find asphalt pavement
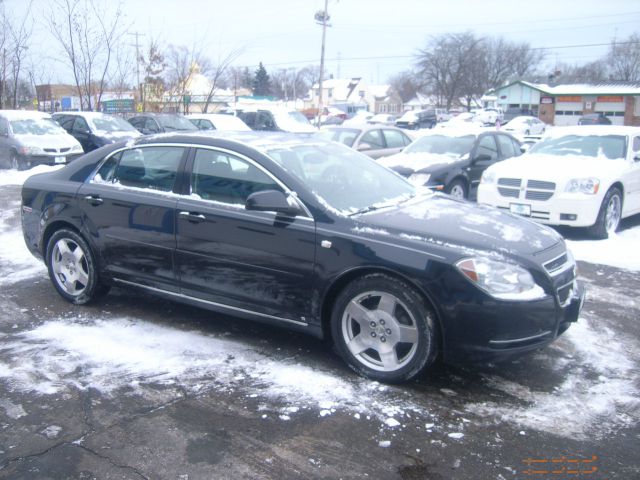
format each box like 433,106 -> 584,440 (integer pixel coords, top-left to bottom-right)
0,184 -> 638,479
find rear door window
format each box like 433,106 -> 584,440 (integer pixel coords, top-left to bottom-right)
360,129 -> 385,149
476,135 -> 499,161
496,134 -> 518,158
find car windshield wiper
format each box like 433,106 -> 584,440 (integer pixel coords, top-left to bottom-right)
348,193 -> 417,217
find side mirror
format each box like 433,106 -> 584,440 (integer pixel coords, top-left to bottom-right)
245,190 -> 301,216
473,153 -> 492,163
357,142 -> 372,151
634,153 -> 640,162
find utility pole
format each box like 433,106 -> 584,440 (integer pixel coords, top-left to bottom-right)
128,31 -> 145,112
315,0 -> 330,127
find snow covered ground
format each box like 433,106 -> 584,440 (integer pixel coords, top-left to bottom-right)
0,165 -> 639,451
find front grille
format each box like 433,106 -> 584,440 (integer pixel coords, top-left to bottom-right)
498,187 -> 519,198
526,190 -> 554,201
60,147 -> 70,153
497,177 -> 556,201
44,148 -> 57,153
498,178 -> 521,187
544,253 -> 568,274
557,281 -> 574,307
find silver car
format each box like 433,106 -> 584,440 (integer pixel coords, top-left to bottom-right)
317,125 -> 413,159
0,110 -> 84,170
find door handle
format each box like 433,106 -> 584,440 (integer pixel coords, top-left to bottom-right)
83,195 -> 103,206
179,211 -> 206,223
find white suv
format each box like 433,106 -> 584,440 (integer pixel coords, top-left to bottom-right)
477,126 -> 640,239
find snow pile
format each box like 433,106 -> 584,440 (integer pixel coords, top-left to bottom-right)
567,228 -> 640,271
0,316 -> 423,425
465,314 -> 640,440
0,165 -> 63,187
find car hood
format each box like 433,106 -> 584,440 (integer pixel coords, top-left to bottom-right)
379,152 -> 464,174
487,153 -> 627,182
15,133 -> 81,150
353,193 -> 561,258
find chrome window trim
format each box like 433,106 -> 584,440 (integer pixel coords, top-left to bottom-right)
190,144 -> 314,219
87,142 -> 314,220
113,278 -> 308,327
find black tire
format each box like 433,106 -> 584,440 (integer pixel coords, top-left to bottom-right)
331,273 -> 438,383
10,151 -> 21,170
525,129 -> 530,135
446,179 -> 468,200
45,229 -> 109,304
588,187 -> 623,239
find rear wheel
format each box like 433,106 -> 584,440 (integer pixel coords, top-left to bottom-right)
331,274 -> 438,383
46,229 -> 109,304
446,179 -> 468,200
588,187 -> 622,239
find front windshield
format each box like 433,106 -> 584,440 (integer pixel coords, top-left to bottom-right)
157,115 -> 198,131
316,128 -> 360,147
90,115 -> 138,133
10,118 -> 66,135
404,134 -> 476,155
267,141 -> 415,214
529,134 -> 626,159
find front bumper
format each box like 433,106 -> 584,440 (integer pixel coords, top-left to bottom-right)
20,152 -> 84,168
477,183 -> 602,227
440,277 -> 586,365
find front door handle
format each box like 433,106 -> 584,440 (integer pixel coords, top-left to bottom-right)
178,211 -> 206,223
83,195 -> 103,206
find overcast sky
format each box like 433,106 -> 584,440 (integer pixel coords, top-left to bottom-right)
7,0 -> 640,85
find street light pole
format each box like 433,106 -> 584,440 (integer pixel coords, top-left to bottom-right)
315,0 -> 330,127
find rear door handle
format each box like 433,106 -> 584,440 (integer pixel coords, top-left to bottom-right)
83,195 -> 103,206
178,211 -> 206,223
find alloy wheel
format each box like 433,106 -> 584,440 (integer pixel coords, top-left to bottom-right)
51,238 -> 90,297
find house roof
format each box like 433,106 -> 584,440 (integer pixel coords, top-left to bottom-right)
493,80 -> 640,96
312,77 -> 363,102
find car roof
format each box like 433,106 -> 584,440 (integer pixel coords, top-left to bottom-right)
322,124 -> 403,132
545,125 -> 639,138
0,109 -> 52,120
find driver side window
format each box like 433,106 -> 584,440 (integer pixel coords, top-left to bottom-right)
360,129 -> 384,149
476,135 -> 498,161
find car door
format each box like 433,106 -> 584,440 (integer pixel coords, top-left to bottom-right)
380,129 -> 411,158
71,116 -> 95,152
175,147 -> 316,324
357,129 -> 387,159
467,134 -> 499,198
626,135 -> 640,213
0,117 -> 10,166
77,145 -> 188,291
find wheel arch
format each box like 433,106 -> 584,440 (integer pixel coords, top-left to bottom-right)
41,220 -> 81,257
320,266 -> 444,352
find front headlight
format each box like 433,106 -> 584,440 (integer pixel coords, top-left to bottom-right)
455,257 -> 546,301
565,178 -> 599,194
480,169 -> 496,185
408,173 -> 430,186
70,143 -> 84,153
18,146 -> 44,155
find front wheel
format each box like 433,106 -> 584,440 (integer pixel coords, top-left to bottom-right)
10,152 -> 20,170
46,229 -> 109,304
588,187 -> 622,239
331,274 -> 438,383
446,179 -> 468,200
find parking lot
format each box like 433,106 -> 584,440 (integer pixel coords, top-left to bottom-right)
1,173 -> 639,479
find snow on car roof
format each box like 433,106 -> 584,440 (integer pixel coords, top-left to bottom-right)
0,109 -> 52,120
543,125 -> 640,138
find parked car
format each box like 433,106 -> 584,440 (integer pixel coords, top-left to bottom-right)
187,113 -> 251,131
436,112 -> 485,129
503,107 -> 535,122
379,128 -> 522,200
320,107 -> 348,126
0,110 -> 84,170
236,108 -> 317,133
578,113 -> 612,126
128,113 -> 198,134
395,109 -> 437,130
367,114 -> 399,126
473,108 -> 504,125
21,131 -> 584,383
317,125 -> 412,159
53,111 -> 141,152
503,116 -> 546,136
341,110 -> 374,126
478,126 -> 640,239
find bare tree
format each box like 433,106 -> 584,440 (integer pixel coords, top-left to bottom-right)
202,47 -> 244,113
164,43 -> 210,112
608,33 -> 640,82
49,0 -> 126,110
416,32 -> 544,110
108,43 -> 134,97
388,70 -> 424,103
7,1 -> 33,108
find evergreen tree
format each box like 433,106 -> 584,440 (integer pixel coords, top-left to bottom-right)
252,62 -> 271,96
